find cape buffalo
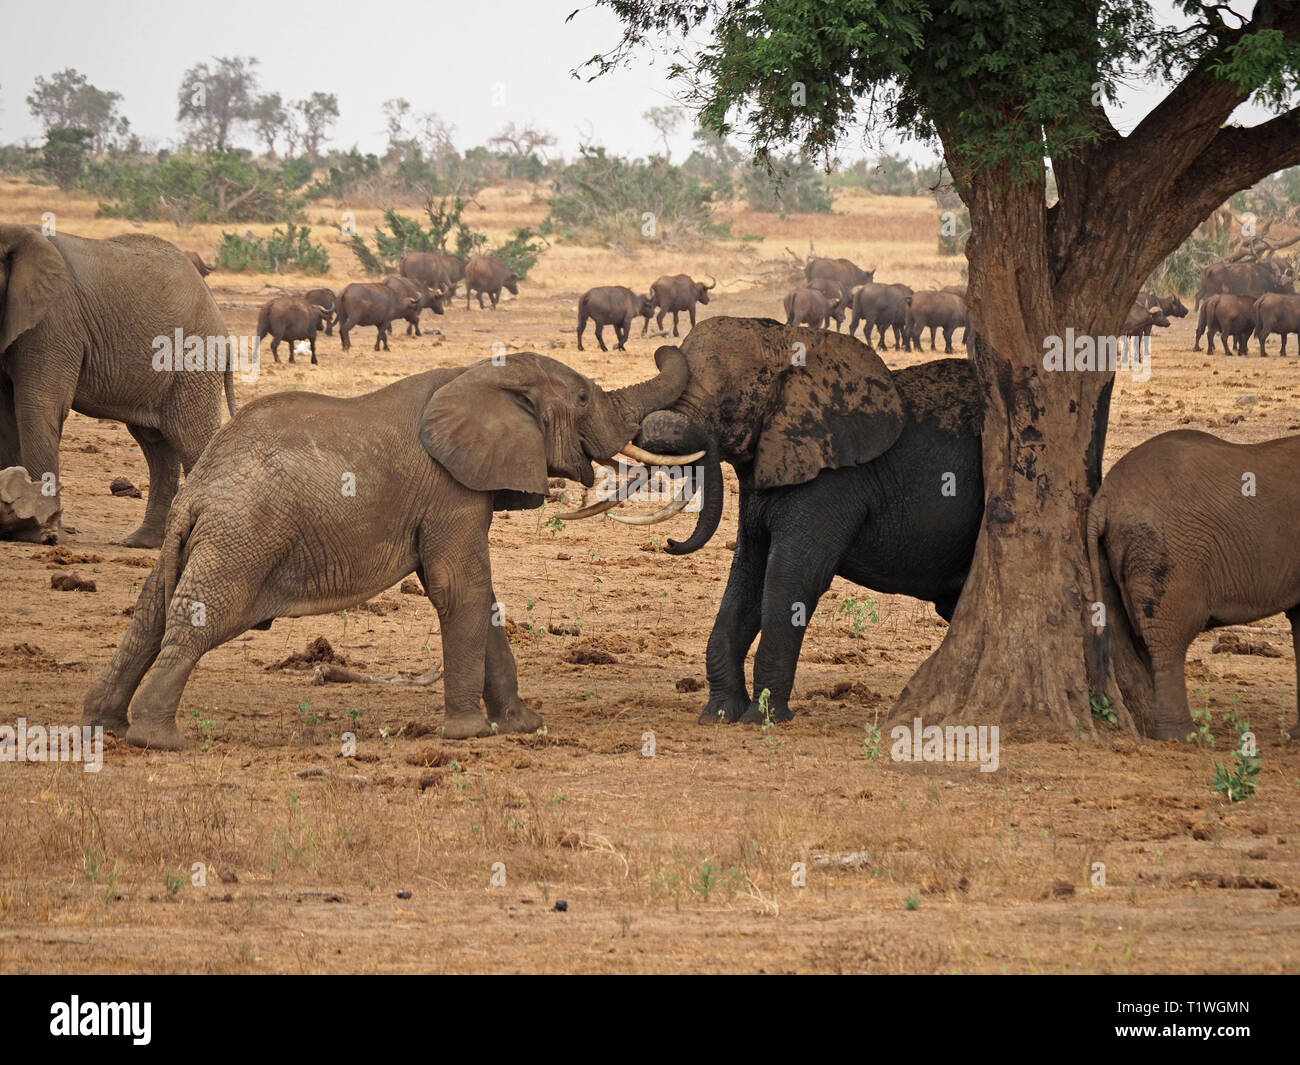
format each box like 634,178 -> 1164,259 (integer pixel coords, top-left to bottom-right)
805,257 -> 874,292
1198,293 -> 1256,355
849,282 -> 913,349
783,287 -> 835,329
402,252 -> 466,300
1253,292 -> 1300,356
255,296 -> 331,365
1124,301 -> 1171,337
577,286 -> 655,351
1195,259 -> 1294,313
806,278 -> 848,330
304,287 -> 337,335
646,274 -> 716,337
464,256 -> 520,310
384,275 -> 445,336
337,282 -> 420,352
1137,290 -> 1188,320
905,290 -> 968,353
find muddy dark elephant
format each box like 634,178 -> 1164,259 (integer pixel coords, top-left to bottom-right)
385,275 -> 445,336
1088,430 -> 1300,741
337,282 -> 419,352
849,282 -> 913,349
783,287 -> 834,329
905,290 -> 968,353
83,349 -> 696,749
1253,292 -> 1300,356
464,256 -> 519,310
563,317 -> 984,725
255,296 -> 331,364
645,274 -> 715,337
577,286 -> 655,352
0,224 -> 236,547
304,287 -> 337,335
1197,294 -> 1256,355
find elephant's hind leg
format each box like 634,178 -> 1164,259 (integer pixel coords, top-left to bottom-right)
1287,605 -> 1300,737
123,540 -> 264,749
84,559 -> 169,732
123,424 -> 180,549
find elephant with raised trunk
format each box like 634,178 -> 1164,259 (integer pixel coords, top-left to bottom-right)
1088,430 -> 1300,740
0,224 -> 236,547
563,317 -> 984,726
84,350 -> 694,749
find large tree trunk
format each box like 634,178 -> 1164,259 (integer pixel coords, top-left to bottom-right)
891,166 -> 1142,736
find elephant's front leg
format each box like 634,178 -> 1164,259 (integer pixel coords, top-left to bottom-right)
483,597 -> 543,734
123,425 -> 180,548
700,512 -> 769,724
426,541 -> 494,740
739,529 -> 844,725
1287,605 -> 1300,737
0,374 -> 19,469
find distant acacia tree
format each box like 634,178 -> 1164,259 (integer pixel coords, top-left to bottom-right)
250,92 -> 288,158
589,0 -> 1300,737
488,121 -> 557,160
177,56 -> 259,150
295,92 -> 339,159
643,105 -> 685,162
27,68 -> 130,152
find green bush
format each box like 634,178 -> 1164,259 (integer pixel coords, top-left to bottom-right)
306,148 -> 381,200
91,149 -> 310,225
543,145 -> 723,245
490,227 -> 547,279
742,154 -> 832,215
345,200 -> 487,276
0,144 -> 44,178
1147,233 -> 1229,297
215,223 -> 330,274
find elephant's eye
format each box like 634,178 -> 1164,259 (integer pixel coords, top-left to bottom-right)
577,389 -> 590,406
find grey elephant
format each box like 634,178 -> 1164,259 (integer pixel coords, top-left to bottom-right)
1087,429 -> 1300,740
0,224 -> 236,546
83,350 -> 695,748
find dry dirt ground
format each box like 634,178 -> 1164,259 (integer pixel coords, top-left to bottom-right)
1,181 -> 1299,973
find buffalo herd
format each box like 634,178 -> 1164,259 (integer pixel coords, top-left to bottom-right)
247,249 -> 1299,369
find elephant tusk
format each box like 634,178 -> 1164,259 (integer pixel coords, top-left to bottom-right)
557,498 -> 623,520
618,443 -> 705,466
609,493 -> 692,526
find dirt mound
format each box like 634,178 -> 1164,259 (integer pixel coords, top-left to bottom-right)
50,573 -> 96,592
1211,631 -> 1283,657
32,546 -> 103,567
270,637 -> 348,671
563,642 -> 618,665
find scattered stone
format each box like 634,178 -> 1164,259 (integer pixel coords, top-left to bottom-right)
396,891 -> 412,900
554,899 -> 568,912
1235,393 -> 1258,407
109,476 -> 142,498
51,572 -> 96,592
1247,848 -> 1268,860
1049,879 -> 1076,898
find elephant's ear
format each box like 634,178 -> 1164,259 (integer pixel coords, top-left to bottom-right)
754,333 -> 905,490
418,359 -> 549,495
0,226 -> 65,354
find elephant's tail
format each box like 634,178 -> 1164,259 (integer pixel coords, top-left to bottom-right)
223,361 -> 237,417
1084,492 -> 1111,694
161,497 -> 196,611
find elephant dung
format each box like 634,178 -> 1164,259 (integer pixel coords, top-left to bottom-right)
0,467 -> 61,543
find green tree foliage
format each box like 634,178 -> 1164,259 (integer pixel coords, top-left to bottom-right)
177,56 -> 259,150
27,68 -> 130,152
42,127 -> 94,189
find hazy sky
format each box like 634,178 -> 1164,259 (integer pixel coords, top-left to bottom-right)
0,0 -> 1278,166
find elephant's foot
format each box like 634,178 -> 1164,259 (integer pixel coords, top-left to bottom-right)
443,708 -> 492,740
123,523 -> 165,549
738,696 -> 795,725
125,717 -> 186,750
82,698 -> 130,734
698,693 -> 750,724
488,699 -> 544,734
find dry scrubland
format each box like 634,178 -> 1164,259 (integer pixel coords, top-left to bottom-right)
1,177 -> 1298,973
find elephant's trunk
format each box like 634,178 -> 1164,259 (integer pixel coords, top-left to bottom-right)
605,346 -> 690,436
634,410 -> 724,555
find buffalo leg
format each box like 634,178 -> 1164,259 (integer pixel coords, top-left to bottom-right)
595,323 -> 608,352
